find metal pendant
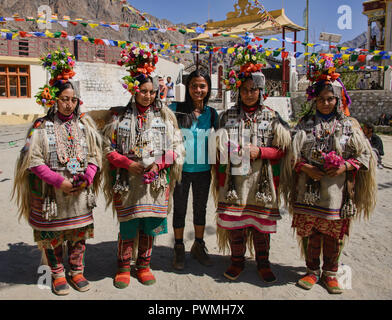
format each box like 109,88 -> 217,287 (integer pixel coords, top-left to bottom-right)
67,158 -> 81,175
86,189 -> 97,209
303,180 -> 321,205
340,198 -> 357,219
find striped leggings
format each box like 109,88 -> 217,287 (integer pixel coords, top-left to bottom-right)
117,230 -> 154,269
229,227 -> 271,269
44,240 -> 86,279
303,229 -> 343,273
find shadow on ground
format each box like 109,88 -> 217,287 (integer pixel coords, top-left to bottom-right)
0,241 -> 305,289
151,244 -> 305,288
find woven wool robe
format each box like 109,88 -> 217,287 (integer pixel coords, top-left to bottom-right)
15,113 -> 102,232
292,114 -> 372,220
102,104 -> 184,223
211,106 -> 291,248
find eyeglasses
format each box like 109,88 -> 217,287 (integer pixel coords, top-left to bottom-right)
58,96 -> 79,104
316,96 -> 336,104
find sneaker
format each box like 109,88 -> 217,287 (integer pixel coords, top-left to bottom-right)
69,274 -> 91,292
321,274 -> 343,294
52,276 -> 70,296
297,273 -> 320,290
173,243 -> 185,270
190,240 -> 213,267
223,264 -> 244,281
113,268 -> 131,289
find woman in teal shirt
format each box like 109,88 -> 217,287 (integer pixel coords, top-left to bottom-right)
169,70 -> 218,270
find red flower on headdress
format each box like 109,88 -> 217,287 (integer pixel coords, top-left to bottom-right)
49,69 -> 76,86
240,62 -> 264,76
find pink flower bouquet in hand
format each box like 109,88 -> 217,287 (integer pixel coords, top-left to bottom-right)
323,151 -> 345,170
143,171 -> 159,184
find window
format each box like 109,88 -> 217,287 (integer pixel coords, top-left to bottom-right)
0,65 -> 30,98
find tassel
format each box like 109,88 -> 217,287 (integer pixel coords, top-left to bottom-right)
303,179 -> 320,205
340,198 -> 357,219
86,188 -> 97,209
225,172 -> 239,201
255,160 -> 273,204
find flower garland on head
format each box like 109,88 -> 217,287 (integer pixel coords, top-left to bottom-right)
224,43 -> 267,91
305,54 -> 351,116
307,55 -> 342,85
117,43 -> 159,95
35,47 -> 77,109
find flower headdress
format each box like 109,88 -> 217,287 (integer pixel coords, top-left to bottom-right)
224,44 -> 267,92
306,54 -> 351,116
35,47 -> 76,109
117,43 -> 159,95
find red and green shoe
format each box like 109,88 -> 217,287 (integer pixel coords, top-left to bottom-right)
321,274 -> 343,294
136,267 -> 156,286
52,276 -> 70,296
69,274 -> 91,292
297,273 -> 320,290
114,268 -> 131,289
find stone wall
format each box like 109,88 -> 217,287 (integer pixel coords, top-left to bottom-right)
74,59 -> 184,111
290,90 -> 392,123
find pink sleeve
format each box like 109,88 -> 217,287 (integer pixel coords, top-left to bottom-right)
155,150 -> 178,171
107,151 -> 133,169
30,165 -> 65,189
83,163 -> 98,186
259,147 -> 285,160
346,158 -> 361,171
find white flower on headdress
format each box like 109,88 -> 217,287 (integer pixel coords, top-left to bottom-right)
245,54 -> 250,61
237,53 -> 243,59
252,56 -> 257,61
143,54 -> 148,59
238,46 -> 244,52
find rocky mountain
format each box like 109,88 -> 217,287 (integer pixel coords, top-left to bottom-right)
340,26 -> 379,49
0,0 -> 196,64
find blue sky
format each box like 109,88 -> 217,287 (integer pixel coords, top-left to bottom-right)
128,0 -> 366,46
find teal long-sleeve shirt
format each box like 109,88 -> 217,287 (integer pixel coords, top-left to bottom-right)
169,102 -> 218,173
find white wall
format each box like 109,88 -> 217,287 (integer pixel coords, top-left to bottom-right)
75,57 -> 184,111
0,58 -> 47,115
0,56 -> 184,114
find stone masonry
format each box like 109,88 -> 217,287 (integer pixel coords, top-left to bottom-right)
290,90 -> 392,123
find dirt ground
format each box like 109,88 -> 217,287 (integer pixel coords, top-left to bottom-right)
0,124 -> 391,300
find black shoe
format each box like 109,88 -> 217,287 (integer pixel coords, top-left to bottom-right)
173,243 -> 185,270
190,240 -> 213,266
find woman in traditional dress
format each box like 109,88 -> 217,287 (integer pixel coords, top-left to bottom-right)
102,44 -> 184,289
212,44 -> 292,282
169,69 -> 218,270
290,55 -> 377,294
12,49 -> 102,295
